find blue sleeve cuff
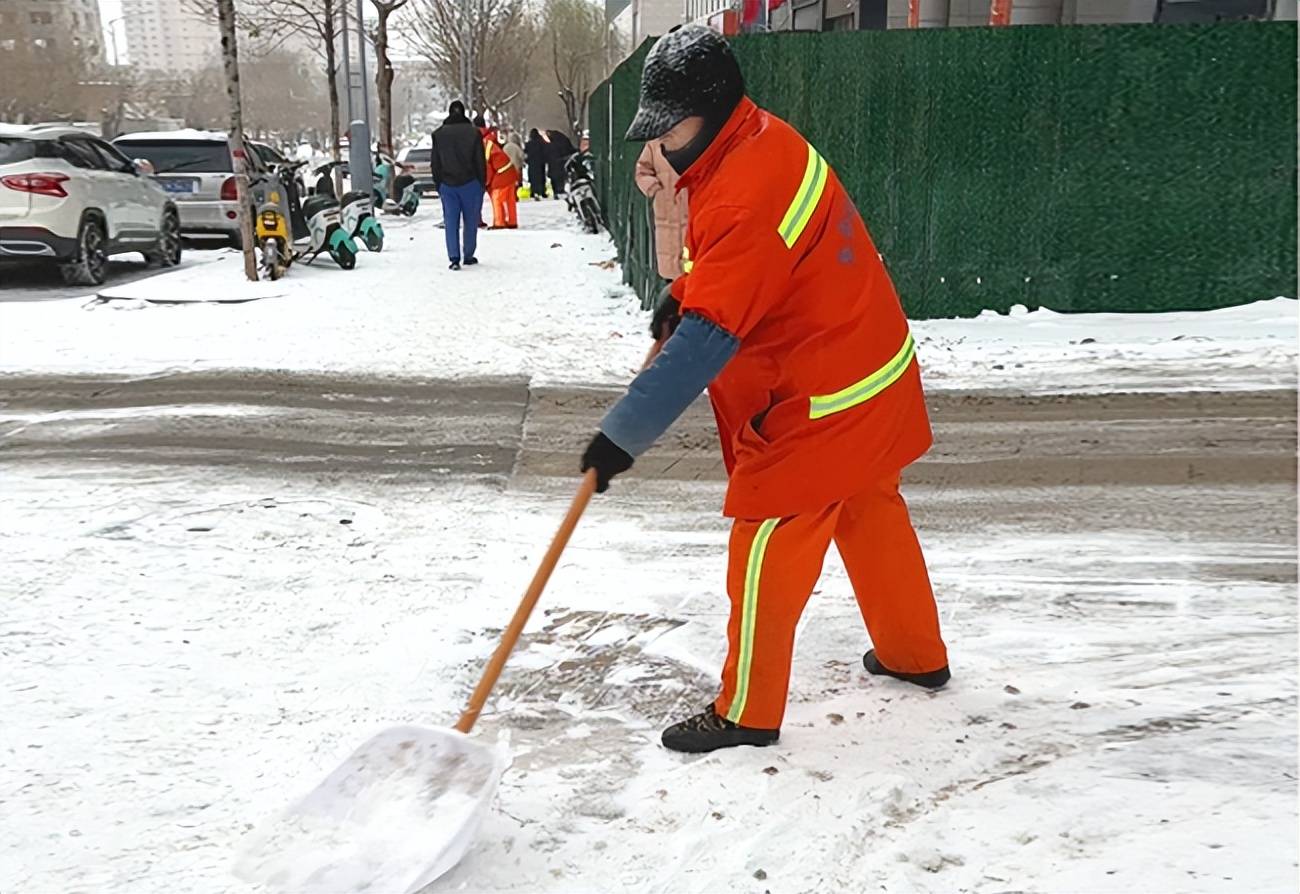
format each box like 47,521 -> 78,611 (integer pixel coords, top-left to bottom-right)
599,313 -> 740,457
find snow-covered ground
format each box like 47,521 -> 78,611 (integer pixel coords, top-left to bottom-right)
2,199 -> 1296,894
4,469 -> 1295,894
0,201 -> 1295,393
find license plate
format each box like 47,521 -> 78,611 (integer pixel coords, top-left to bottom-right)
161,179 -> 195,194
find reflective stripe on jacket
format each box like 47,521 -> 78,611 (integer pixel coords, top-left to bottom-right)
484,139 -> 517,190
671,97 -> 932,519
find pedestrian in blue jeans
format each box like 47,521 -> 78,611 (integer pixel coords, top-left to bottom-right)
430,101 -> 487,270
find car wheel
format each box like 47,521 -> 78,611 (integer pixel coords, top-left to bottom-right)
59,217 -> 108,286
146,210 -> 182,268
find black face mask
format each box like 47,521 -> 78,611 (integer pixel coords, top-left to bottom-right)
660,105 -> 731,176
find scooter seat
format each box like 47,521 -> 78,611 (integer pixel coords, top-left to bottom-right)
302,194 -> 339,218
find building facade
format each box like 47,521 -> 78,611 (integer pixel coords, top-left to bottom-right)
121,0 -> 218,74
774,0 -> 1295,32
0,0 -> 103,62
610,0 -> 688,53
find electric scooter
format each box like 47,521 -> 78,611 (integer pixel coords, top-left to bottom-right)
261,160 -> 358,271
564,152 -> 601,234
340,190 -> 384,252
300,192 -> 358,269
390,172 -> 420,216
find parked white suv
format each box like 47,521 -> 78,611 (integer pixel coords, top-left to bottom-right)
0,124 -> 182,286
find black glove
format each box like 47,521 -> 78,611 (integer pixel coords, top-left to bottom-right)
581,432 -> 634,493
650,286 -> 681,342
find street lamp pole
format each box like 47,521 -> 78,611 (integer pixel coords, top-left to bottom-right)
104,15 -> 125,67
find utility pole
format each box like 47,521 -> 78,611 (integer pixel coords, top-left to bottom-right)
356,0 -> 372,132
340,0 -> 373,196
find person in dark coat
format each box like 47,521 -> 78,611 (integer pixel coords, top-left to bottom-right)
524,129 -> 549,201
545,129 -> 576,198
430,100 -> 486,270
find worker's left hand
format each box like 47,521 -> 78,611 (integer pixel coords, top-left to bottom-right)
581,432 -> 634,493
650,289 -> 681,341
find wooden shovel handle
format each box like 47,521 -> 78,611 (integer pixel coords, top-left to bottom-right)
454,469 -> 599,734
642,338 -> 664,370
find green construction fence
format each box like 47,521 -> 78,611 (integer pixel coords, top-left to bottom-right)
588,23 -> 1297,317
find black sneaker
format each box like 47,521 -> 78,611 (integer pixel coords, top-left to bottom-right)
661,705 -> 779,754
863,649 -> 951,690
464,257 -> 479,266
449,260 -> 461,271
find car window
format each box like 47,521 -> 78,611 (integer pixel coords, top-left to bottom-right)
0,137 -> 36,164
408,149 -> 431,163
254,144 -> 286,165
112,140 -> 232,174
91,138 -> 134,173
59,138 -> 104,169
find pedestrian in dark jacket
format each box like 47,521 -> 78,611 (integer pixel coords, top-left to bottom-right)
524,129 -> 548,201
431,100 -> 486,269
545,129 -> 576,198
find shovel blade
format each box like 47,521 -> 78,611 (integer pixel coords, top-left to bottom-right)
235,725 -> 506,894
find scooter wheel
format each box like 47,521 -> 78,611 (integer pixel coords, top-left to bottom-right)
402,205 -> 417,217
365,231 -> 384,252
334,244 -> 357,270
580,199 -> 601,234
259,237 -> 284,280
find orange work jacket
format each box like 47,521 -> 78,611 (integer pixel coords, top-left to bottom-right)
671,97 -> 932,519
484,139 -> 517,190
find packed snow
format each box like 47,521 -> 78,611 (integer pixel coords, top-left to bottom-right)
4,471 -> 1295,893
0,202 -> 1295,392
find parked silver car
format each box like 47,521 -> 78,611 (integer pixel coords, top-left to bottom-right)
396,146 -> 435,195
113,130 -> 276,248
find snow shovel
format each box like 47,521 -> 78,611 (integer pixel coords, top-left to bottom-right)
235,470 -> 600,893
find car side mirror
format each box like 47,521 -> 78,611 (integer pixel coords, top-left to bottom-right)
132,158 -> 155,176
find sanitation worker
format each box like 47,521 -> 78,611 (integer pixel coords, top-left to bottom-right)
579,26 -> 950,754
484,133 -> 519,229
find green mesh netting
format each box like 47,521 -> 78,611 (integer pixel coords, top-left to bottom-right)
590,23 -> 1297,318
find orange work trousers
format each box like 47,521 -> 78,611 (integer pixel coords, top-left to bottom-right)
489,185 -> 517,229
715,474 -> 947,730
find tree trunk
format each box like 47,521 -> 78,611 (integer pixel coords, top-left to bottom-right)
324,0 -> 341,162
216,0 -> 258,282
375,7 -> 396,157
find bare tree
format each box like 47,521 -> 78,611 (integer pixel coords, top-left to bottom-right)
369,0 -> 410,156
542,0 -> 617,136
408,0 -> 538,119
216,0 -> 259,281
0,23 -> 91,123
187,0 -> 348,161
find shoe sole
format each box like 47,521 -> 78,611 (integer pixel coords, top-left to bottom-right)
863,650 -> 951,690
662,734 -> 779,754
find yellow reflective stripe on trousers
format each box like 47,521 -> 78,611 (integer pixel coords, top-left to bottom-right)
778,143 -> 829,249
727,517 -> 779,724
808,332 -> 917,420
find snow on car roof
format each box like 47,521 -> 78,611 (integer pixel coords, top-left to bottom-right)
114,129 -> 229,142
0,122 -> 96,140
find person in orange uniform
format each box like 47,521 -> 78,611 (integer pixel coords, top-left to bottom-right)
482,131 -> 518,229
580,26 -> 950,754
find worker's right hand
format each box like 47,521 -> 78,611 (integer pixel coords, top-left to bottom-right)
580,432 -> 634,494
650,287 -> 681,341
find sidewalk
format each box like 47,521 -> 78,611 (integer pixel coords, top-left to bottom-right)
0,201 -> 1294,393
